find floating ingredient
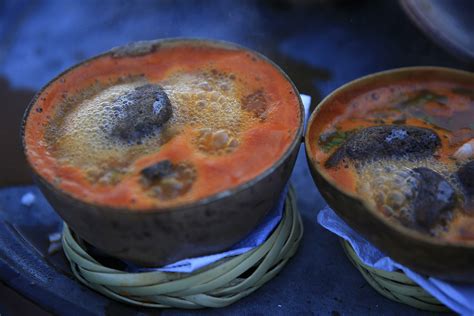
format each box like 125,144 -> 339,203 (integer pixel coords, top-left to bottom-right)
410,167 -> 455,231
325,125 -> 441,168
140,160 -> 196,200
453,139 -> 474,161
108,84 -> 172,143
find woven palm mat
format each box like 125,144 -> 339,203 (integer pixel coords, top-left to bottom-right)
62,187 -> 303,309
341,239 -> 449,312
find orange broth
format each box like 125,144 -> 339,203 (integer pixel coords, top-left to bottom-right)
309,76 -> 474,241
24,42 -> 301,210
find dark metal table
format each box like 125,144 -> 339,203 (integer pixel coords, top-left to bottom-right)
0,1 -> 471,315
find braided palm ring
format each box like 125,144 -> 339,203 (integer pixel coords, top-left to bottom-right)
341,239 -> 449,312
62,186 -> 303,309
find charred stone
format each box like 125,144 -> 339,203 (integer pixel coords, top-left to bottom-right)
411,167 -> 455,230
140,160 -> 196,200
325,125 -> 441,168
458,160 -> 474,197
141,160 -> 173,182
110,84 -> 172,143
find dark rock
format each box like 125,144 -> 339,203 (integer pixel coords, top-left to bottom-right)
458,160 -> 474,197
411,167 -> 455,230
140,160 -> 173,182
140,161 -> 196,200
325,125 -> 441,168
110,84 -> 172,143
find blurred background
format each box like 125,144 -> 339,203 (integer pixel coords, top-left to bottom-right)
2,0 -> 473,187
0,0 -> 473,315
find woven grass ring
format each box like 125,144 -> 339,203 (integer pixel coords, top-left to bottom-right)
62,187 -> 303,309
341,239 -> 449,312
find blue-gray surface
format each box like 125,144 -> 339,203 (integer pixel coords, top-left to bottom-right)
0,0 -> 472,315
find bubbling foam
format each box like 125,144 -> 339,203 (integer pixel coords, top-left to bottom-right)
161,70 -> 256,135
46,70 -> 259,184
357,157 -> 462,235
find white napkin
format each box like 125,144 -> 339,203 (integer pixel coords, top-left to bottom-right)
318,206 -> 474,315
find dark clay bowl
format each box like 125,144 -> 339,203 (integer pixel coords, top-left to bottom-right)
305,67 -> 474,282
21,39 -> 304,266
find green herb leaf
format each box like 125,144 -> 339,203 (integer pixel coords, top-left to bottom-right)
319,129 -> 357,152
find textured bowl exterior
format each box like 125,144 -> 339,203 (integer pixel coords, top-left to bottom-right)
22,39 -> 304,266
36,146 -> 298,266
305,67 -> 474,282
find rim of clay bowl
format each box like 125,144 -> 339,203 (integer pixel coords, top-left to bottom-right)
21,38 -> 305,213
305,66 -> 474,249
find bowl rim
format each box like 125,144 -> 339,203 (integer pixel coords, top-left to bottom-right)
304,65 -> 474,249
20,37 -> 305,213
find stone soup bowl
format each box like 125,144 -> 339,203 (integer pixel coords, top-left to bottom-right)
21,39 -> 304,266
305,67 -> 474,282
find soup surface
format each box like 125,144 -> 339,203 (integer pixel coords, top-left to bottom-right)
24,42 -> 301,209
309,74 -> 474,242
